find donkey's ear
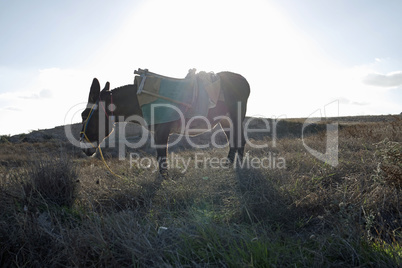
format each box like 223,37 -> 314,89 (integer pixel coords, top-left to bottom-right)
102,81 -> 110,92
88,78 -> 101,103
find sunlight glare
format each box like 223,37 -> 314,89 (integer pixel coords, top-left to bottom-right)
93,0 -> 300,79
87,0 -> 357,118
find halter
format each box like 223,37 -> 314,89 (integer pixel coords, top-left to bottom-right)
80,92 -> 114,147
79,91 -> 134,183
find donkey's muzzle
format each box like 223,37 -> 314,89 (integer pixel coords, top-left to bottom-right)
80,140 -> 97,156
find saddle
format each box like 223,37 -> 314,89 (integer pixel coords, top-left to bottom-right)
134,68 -> 222,125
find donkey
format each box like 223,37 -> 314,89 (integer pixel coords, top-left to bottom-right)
80,70 -> 250,176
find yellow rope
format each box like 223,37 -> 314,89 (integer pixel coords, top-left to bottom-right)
97,143 -> 126,181
81,128 -> 137,186
80,103 -> 139,185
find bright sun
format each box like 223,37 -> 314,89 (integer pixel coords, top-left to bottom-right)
91,0 -> 338,118
96,0 -> 300,75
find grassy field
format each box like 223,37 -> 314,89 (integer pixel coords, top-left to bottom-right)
0,115 -> 401,267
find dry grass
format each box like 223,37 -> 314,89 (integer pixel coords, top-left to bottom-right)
0,117 -> 401,267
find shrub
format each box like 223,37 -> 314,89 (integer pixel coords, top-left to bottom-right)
0,135 -> 10,144
374,139 -> 402,189
22,154 -> 79,208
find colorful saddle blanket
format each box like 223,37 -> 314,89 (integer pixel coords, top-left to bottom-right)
134,69 -> 222,125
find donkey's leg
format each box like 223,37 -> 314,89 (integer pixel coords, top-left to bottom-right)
220,117 -> 236,163
153,123 -> 171,177
234,123 -> 246,164
156,147 -> 168,176
221,115 -> 244,165
229,101 -> 247,166
219,72 -> 250,167
237,103 -> 247,164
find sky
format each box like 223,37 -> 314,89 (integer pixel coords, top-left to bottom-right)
0,0 -> 401,135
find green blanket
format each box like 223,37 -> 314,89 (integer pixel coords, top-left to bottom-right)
135,75 -> 211,125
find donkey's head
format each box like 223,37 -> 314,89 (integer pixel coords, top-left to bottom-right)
80,78 -> 112,156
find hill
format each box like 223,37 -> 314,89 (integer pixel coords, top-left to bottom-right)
3,114 -> 400,144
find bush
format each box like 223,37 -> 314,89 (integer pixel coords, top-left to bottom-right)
0,135 -> 10,144
374,139 -> 402,189
22,154 -> 79,208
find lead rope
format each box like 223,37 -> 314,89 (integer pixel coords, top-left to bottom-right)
96,129 -> 123,179
97,129 -> 140,186
81,99 -> 138,186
